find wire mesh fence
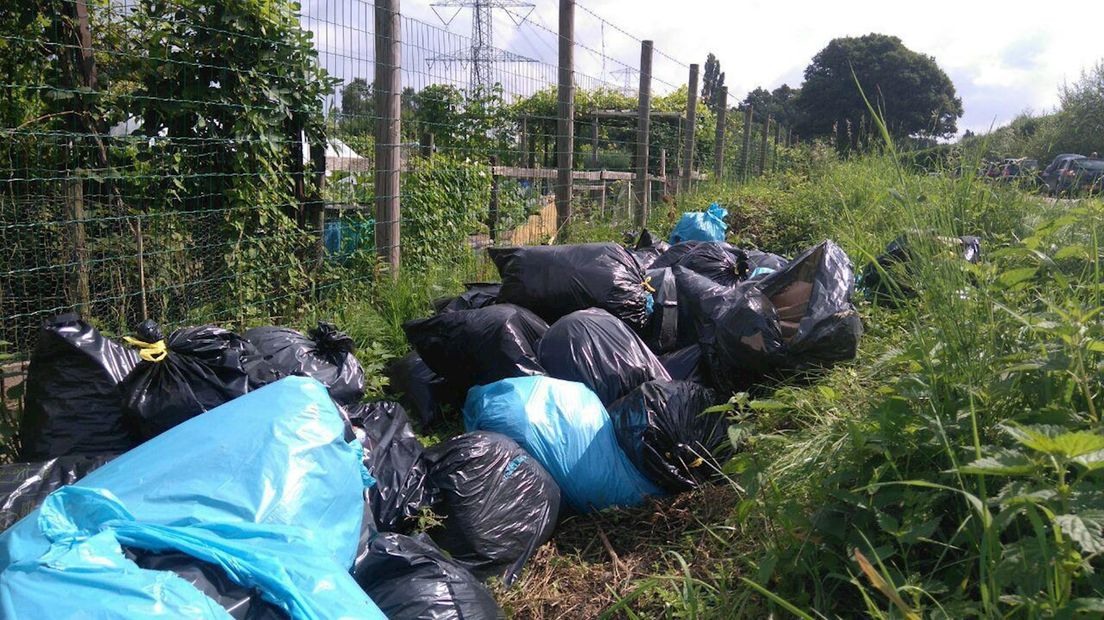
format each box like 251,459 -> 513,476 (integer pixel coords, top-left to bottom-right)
1,0 -> 795,370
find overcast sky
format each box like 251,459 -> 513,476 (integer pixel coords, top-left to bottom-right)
306,0 -> 1104,134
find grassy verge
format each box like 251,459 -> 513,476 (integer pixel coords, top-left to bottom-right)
305,153 -> 1104,618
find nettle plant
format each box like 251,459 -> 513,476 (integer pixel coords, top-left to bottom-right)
958,424 -> 1104,617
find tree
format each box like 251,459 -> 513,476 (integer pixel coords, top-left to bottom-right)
794,33 -> 962,142
339,77 -> 372,134
701,53 -> 726,112
739,84 -> 800,128
1052,61 -> 1104,156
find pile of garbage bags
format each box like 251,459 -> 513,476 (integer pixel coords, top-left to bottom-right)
0,201 -> 873,617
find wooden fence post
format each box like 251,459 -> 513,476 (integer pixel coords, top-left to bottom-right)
758,114 -> 770,176
633,40 -> 653,227
741,105 -> 753,181
680,63 -> 699,194
63,177 -> 91,316
518,117 -> 528,166
772,120 -> 781,170
589,116 -> 599,168
488,155 -> 499,242
374,0 -> 401,276
713,86 -> 727,181
555,0 -> 575,240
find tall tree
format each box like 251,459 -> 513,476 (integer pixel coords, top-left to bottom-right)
340,77 -> 373,133
701,53 -> 726,112
739,84 -> 800,127
794,33 -> 962,142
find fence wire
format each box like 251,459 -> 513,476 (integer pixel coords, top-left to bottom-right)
1,0 -> 791,370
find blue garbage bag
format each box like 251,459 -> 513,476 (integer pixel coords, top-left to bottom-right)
463,376 -> 662,512
324,216 -> 374,262
669,202 -> 728,244
0,376 -> 385,620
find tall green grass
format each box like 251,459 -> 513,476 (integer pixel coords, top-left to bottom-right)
649,138 -> 1104,617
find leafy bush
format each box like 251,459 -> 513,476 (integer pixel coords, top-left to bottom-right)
400,155 -> 491,271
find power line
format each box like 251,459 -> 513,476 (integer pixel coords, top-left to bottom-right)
428,0 -> 538,90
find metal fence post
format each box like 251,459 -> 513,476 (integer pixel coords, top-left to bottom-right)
374,0 -> 401,277
680,63 -> 699,194
555,0 -> 575,240
713,86 -> 727,181
741,105 -> 753,182
634,40 -> 653,228
758,113 -> 770,176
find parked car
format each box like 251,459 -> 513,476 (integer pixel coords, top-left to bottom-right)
999,158 -> 1039,186
1051,158 -> 1104,196
1041,154 -> 1086,192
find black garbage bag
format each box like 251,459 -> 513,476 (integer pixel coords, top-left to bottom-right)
640,267 -> 679,353
19,313 -> 139,460
242,321 -> 365,405
608,380 -> 727,493
745,249 -> 789,279
432,283 -> 501,314
354,532 -> 505,620
384,352 -> 466,429
125,549 -> 288,620
0,453 -> 115,530
346,401 -> 431,533
676,242 -> 743,287
860,233 -> 981,305
706,240 -> 863,391
649,241 -> 700,270
673,266 -> 737,348
424,431 -> 560,585
538,308 -> 671,405
631,229 -> 670,269
659,345 -> 706,384
403,304 -> 548,388
120,320 -> 254,439
489,243 -> 651,329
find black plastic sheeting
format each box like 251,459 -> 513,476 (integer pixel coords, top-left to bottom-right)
673,266 -> 736,349
424,432 -> 560,585
120,320 -> 254,438
538,308 -> 671,406
639,267 -> 679,354
860,234 -> 981,305
385,352 -> 466,429
608,380 -> 727,493
346,401 -> 432,533
649,241 -> 700,270
19,314 -> 139,460
489,243 -> 651,330
125,548 -> 287,620
243,322 -> 365,405
403,304 -> 548,388
746,250 -> 789,279
0,453 -> 115,530
659,345 -> 705,384
432,283 -> 501,314
706,240 -> 863,391
675,242 -> 743,287
354,532 -> 505,620
631,229 -> 671,270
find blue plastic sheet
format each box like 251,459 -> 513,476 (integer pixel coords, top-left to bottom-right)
669,202 -> 728,244
464,376 -> 662,512
0,376 -> 385,620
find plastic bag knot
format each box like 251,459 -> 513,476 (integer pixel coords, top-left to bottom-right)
123,336 -> 168,363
